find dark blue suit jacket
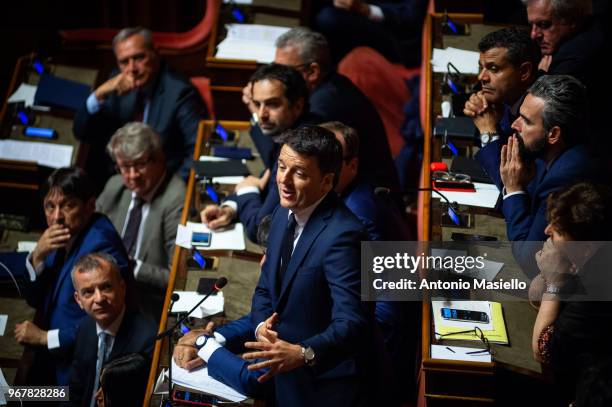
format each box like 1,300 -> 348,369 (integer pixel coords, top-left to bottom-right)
66,310 -> 156,406
215,193 -> 368,406
22,213 -> 131,384
477,143 -> 594,275
73,63 -> 207,185
310,72 -> 399,190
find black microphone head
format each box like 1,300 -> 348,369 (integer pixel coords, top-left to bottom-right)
214,277 -> 228,290
171,293 -> 180,302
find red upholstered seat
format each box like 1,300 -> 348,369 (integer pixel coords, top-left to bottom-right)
59,0 -> 218,51
338,46 -> 419,158
190,76 -> 215,119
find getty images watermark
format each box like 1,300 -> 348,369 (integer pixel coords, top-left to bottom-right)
361,241 -> 612,302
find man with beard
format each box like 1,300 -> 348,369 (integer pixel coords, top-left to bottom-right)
201,64 -> 316,242
478,75 -> 594,276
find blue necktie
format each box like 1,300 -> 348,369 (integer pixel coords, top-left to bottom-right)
91,332 -> 109,407
278,214 -> 297,291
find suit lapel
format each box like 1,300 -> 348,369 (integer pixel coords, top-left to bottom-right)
146,76 -> 164,127
277,194 -> 335,305
116,188 -> 132,235
138,173 -> 171,261
109,311 -> 132,359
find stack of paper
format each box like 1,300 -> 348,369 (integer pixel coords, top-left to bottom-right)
199,155 -> 247,184
436,182 -> 500,208
171,360 -> 247,402
175,222 -> 246,251
215,24 -> 291,63
432,300 -> 508,344
0,140 -> 73,168
170,291 -> 224,318
431,47 -> 480,74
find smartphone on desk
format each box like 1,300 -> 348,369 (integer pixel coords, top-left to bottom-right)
187,252 -> 219,270
441,308 -> 489,324
171,389 -> 218,406
191,232 -> 212,248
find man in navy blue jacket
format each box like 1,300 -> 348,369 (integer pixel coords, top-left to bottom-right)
15,167 -> 131,385
176,127 -> 369,406
477,75 -> 595,276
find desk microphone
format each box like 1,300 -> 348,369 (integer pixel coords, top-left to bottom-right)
156,277 -> 228,340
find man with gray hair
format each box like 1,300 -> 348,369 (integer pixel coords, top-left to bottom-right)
74,26 -> 207,191
68,252 -> 155,407
478,74 -> 595,275
97,122 -> 185,321
244,26 -> 399,190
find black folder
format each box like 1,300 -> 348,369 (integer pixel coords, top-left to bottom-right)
193,160 -> 251,178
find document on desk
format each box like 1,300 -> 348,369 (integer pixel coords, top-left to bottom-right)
431,344 -> 492,363
171,291 -> 224,318
185,222 -> 246,251
0,315 -> 7,336
170,359 -> 247,402
199,155 -> 246,184
215,24 -> 290,63
7,83 -> 37,107
432,300 -> 509,344
431,47 -> 480,74
436,182 -> 500,208
0,140 -> 73,168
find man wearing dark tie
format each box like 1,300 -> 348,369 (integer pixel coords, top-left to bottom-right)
96,122 -> 185,321
15,168 -> 131,386
174,126 -> 370,406
67,252 -> 156,407
73,26 -> 207,190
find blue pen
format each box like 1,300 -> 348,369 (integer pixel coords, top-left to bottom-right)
232,7 -> 245,23
206,184 -> 219,204
215,123 -> 229,142
447,19 -> 458,34
446,141 -> 458,156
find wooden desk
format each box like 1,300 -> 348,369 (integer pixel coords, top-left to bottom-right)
204,0 -> 307,120
144,120 -> 265,406
418,13 -> 547,406
0,54 -> 98,230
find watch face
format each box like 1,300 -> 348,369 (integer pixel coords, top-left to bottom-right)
304,347 -> 315,360
195,335 -> 207,348
480,133 -> 490,144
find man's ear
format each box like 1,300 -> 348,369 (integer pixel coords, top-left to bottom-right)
74,291 -> 84,310
519,61 -> 533,83
547,125 -> 562,145
322,172 -> 335,193
306,62 -> 322,85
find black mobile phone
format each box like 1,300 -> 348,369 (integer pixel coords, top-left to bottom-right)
441,308 -> 489,323
451,232 -> 497,242
171,389 -> 217,406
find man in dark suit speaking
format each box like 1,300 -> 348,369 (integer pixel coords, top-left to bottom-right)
67,252 -> 156,407
73,27 -> 207,189
175,126 -> 369,406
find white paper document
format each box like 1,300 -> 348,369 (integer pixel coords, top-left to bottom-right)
170,359 -> 247,402
7,83 -> 37,107
186,222 -> 246,251
0,315 -> 7,336
215,24 -> 290,63
199,155 -> 246,184
431,344 -> 491,363
0,140 -> 73,168
17,241 -> 37,253
437,182 -> 500,208
432,47 -> 480,74
432,300 -> 493,331
171,291 -> 224,318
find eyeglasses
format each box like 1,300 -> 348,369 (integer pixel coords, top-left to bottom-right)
432,171 -> 472,183
435,326 -> 495,355
115,156 -> 152,174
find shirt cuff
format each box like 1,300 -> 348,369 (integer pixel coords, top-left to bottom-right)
134,259 -> 142,278
502,188 -> 527,200
368,5 -> 384,21
255,321 -> 265,339
197,337 -> 223,363
221,200 -> 238,212
25,252 -> 44,282
236,186 -> 260,196
213,331 -> 226,346
47,329 -> 60,349
86,92 -> 102,114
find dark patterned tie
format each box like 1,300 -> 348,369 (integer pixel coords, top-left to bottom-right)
90,332 -> 109,407
123,197 -> 144,256
278,213 -> 297,290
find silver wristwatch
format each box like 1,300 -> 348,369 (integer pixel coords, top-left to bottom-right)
301,345 -> 316,366
480,132 -> 500,146
195,334 -> 212,350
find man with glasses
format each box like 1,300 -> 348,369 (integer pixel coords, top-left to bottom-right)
97,122 -> 185,321
16,167 -> 131,386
